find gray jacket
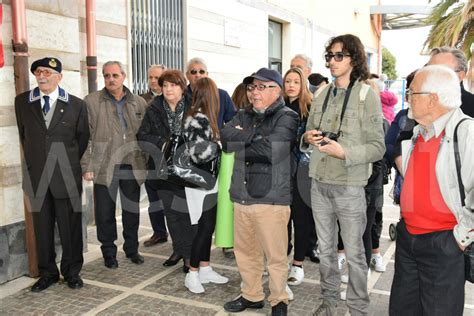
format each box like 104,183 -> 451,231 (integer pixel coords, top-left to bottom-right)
401,108 -> 474,247
302,81 -> 386,186
81,87 -> 147,186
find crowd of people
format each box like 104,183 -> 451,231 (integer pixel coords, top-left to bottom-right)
14,32 -> 473,316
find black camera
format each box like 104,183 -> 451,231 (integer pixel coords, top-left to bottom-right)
318,131 -> 338,146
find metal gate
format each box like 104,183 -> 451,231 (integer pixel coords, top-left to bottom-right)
131,0 -> 185,94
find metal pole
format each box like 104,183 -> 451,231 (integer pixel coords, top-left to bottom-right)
11,0 -> 38,278
86,0 -> 97,93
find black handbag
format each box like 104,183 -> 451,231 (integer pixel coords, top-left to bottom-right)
159,134 -> 219,190
453,118 -> 474,283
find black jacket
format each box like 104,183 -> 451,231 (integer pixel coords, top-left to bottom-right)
221,96 -> 299,205
461,83 -> 474,118
15,87 -> 89,198
136,94 -> 192,176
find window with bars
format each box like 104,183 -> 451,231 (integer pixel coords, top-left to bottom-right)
130,0 -> 185,94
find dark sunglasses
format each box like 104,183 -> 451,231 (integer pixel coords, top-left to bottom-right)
325,52 -> 351,62
190,69 -> 206,75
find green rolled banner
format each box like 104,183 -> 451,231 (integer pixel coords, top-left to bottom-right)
215,152 -> 235,247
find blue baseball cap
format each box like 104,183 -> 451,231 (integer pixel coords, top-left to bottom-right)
243,68 -> 283,88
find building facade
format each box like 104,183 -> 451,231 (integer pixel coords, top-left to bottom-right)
0,0 -> 380,283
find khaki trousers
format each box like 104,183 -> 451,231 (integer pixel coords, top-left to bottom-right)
233,203 -> 291,306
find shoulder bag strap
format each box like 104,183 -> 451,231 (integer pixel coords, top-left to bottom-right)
453,117 -> 471,207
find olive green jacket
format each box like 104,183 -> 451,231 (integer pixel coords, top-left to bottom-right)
301,81 -> 385,186
81,87 -> 147,186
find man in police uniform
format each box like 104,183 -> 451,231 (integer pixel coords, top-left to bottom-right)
15,57 -> 90,292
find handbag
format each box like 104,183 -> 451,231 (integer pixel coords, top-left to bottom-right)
453,118 -> 474,283
159,134 -> 220,190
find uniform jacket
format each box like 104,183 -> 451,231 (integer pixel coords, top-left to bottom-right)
81,87 -> 147,186
15,87 -> 89,198
302,81 -> 386,186
401,108 -> 474,247
221,97 -> 299,205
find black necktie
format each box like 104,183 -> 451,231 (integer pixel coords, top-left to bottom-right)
43,96 -> 50,115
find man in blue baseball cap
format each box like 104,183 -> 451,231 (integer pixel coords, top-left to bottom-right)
221,68 -> 299,316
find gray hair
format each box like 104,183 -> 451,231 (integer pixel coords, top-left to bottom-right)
186,57 -> 207,72
102,61 -> 126,75
418,65 -> 462,109
148,64 -> 166,71
430,46 -> 468,73
291,54 -> 313,69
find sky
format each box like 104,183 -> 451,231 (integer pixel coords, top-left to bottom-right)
380,0 -> 438,78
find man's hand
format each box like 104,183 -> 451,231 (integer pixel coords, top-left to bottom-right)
318,139 -> 346,160
303,129 -> 324,146
83,172 -> 94,181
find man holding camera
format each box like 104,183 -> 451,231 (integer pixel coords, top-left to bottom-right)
302,34 -> 385,315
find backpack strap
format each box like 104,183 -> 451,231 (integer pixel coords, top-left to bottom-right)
453,118 -> 472,207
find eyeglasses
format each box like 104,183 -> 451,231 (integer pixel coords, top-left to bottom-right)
189,69 -> 206,75
246,84 -> 278,92
405,89 -> 432,100
34,69 -> 58,77
324,52 -> 351,62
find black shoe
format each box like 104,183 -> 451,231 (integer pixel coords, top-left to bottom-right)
128,253 -> 144,265
66,276 -> 84,289
272,302 -> 288,316
143,233 -> 168,247
163,253 -> 183,266
183,259 -> 190,273
224,296 -> 264,313
104,257 -> 119,269
222,247 -> 235,259
307,249 -> 320,263
31,276 -> 59,292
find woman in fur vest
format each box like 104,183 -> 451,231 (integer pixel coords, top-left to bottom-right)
183,77 -> 229,293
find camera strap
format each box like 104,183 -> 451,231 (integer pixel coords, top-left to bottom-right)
317,80 -> 354,137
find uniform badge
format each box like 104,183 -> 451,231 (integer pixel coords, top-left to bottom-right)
49,59 -> 57,68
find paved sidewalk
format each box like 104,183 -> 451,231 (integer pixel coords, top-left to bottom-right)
1,192 -> 473,315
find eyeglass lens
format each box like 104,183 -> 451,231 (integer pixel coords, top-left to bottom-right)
325,52 -> 346,62
190,69 -> 206,75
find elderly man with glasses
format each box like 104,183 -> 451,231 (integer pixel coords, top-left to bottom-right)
15,57 -> 90,292
221,68 -> 299,316
185,57 -> 236,128
389,65 -> 474,315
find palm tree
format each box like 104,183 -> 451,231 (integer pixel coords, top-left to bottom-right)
424,0 -> 473,59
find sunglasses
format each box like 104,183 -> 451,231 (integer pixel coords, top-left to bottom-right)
189,69 -> 206,75
34,69 -> 59,77
324,52 -> 351,62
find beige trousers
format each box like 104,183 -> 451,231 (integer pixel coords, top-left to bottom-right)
233,203 -> 291,306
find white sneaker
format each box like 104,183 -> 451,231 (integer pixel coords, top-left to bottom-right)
340,290 -> 346,301
287,265 -> 304,286
341,274 -> 349,283
185,271 -> 204,293
338,254 -> 346,270
371,253 -> 386,272
199,266 -> 229,284
286,284 -> 294,301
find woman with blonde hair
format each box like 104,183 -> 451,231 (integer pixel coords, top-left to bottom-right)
283,67 -> 314,286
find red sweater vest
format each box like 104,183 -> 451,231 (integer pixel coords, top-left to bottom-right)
400,132 -> 457,234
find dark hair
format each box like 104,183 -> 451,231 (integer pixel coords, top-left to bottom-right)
283,67 -> 312,118
158,69 -> 187,91
325,34 -> 370,82
308,73 -> 329,86
405,69 -> 418,101
231,83 -> 249,110
188,78 -> 220,140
